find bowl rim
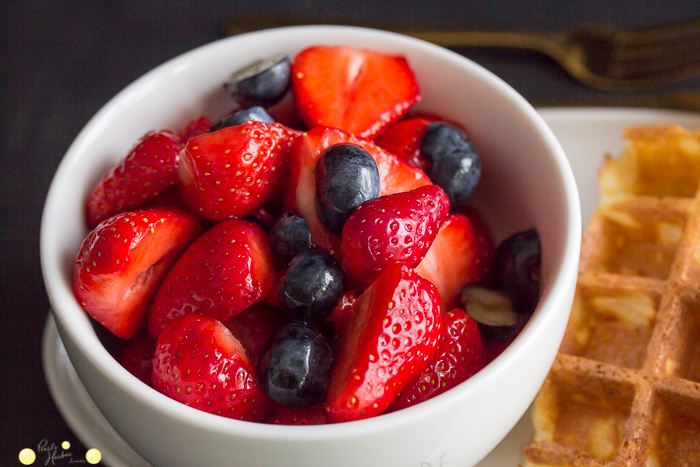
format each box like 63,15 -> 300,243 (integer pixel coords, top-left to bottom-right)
40,24 -> 581,441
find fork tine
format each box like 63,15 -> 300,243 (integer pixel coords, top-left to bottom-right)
579,20 -> 700,81
613,18 -> 700,45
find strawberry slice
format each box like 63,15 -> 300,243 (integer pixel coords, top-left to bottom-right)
73,208 -> 202,339
292,46 -> 421,138
266,404 -> 333,425
85,130 -> 184,229
374,117 -> 432,171
177,121 -> 300,221
152,313 -> 272,421
388,308 -> 484,412
223,301 -> 283,366
148,219 -> 275,339
415,212 -> 495,310
340,185 -> 450,290
325,263 -> 442,422
283,126 -> 432,256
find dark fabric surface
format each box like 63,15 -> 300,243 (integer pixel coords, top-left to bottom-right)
3,2 -> 700,466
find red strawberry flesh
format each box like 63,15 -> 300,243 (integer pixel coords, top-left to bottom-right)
85,130 -> 184,229
284,126 -> 432,256
152,313 -> 271,421
388,308 -> 484,412
147,219 -> 275,339
292,46 -> 421,138
325,263 -> 442,422
177,121 -> 300,221
340,184 -> 449,290
73,208 -> 202,339
416,212 -> 494,310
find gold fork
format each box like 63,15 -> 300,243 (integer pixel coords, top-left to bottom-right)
221,16 -> 700,91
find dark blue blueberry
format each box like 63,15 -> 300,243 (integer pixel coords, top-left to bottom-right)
315,144 -> 381,236
224,53 -> 291,106
278,249 -> 345,324
269,211 -> 313,263
209,106 -> 275,132
256,322 -> 334,408
421,122 -> 481,207
492,228 -> 541,315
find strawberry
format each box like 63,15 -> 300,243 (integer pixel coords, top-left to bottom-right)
415,212 -> 494,310
453,205 -> 495,280
283,126 -> 432,256
388,308 -> 484,412
292,46 -> 421,138
85,130 -> 184,229
325,263 -> 442,422
408,112 -> 470,136
152,313 -> 271,421
73,208 -> 202,339
148,219 -> 275,339
374,117 -> 432,171
177,121 -> 300,221
266,404 -> 332,425
177,115 -> 212,142
326,291 -> 357,354
223,301 -> 283,366
118,332 -> 157,386
340,185 -> 450,290
139,186 -> 191,213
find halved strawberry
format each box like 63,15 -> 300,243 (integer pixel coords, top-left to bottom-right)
283,126 -> 432,256
340,185 -> 450,290
177,115 -> 212,142
388,308 -> 484,412
177,121 -> 300,221
73,208 -> 202,339
85,130 -> 184,229
223,301 -> 283,366
326,291 -> 357,354
148,219 -> 275,339
415,213 -> 494,310
266,404 -> 333,425
292,46 -> 421,138
408,112 -> 470,136
374,117 -> 432,171
118,332 -> 157,386
152,313 -> 272,421
325,263 -> 442,422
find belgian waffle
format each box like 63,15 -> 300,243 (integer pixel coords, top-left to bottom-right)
523,125 -> 700,467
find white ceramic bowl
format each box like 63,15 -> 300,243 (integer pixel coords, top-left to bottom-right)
41,25 -> 581,467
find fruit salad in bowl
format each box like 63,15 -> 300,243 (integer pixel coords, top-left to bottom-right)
41,25 -> 580,467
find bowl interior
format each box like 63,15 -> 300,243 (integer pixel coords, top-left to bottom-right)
40,24 -> 580,451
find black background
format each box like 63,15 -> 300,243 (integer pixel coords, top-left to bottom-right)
3,2 -> 700,466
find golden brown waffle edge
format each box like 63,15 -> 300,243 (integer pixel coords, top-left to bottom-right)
523,125 -> 700,467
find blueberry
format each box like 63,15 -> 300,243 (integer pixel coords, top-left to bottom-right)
269,211 -> 313,263
224,53 -> 291,106
209,106 -> 275,132
421,122 -> 481,206
492,228 -> 541,315
315,144 -> 381,236
256,322 -> 334,408
278,249 -> 345,324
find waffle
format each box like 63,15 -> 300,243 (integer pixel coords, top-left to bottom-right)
523,125 -> 700,467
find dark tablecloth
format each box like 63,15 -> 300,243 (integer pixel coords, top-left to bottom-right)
3,2 -> 700,466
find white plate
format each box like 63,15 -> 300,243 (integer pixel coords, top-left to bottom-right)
42,108 -> 700,467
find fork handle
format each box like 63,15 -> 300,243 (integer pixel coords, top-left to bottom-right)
399,30 -> 559,52
220,15 -> 560,54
